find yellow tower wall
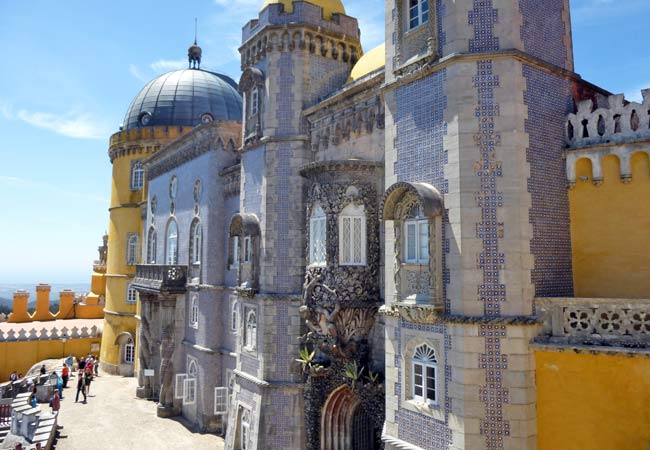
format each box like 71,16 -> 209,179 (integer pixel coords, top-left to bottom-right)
536,349 -> 650,450
570,151 -> 650,298
100,126 -> 191,374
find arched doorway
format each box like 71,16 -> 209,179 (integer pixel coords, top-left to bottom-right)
321,385 -> 375,450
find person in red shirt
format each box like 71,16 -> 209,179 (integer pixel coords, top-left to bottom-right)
61,363 -> 69,388
50,390 -> 60,414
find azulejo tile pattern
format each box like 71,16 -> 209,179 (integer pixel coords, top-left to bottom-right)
519,0 -> 568,68
522,64 -> 574,299
468,0 -> 499,53
479,324 -> 510,449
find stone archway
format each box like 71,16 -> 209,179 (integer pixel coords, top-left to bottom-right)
320,385 -> 375,450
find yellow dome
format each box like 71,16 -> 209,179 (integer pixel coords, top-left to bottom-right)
349,44 -> 385,82
260,0 -> 345,20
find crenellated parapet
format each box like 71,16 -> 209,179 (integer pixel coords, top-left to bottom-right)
240,2 -> 360,71
0,324 -> 101,342
108,125 -> 194,162
566,90 -> 650,149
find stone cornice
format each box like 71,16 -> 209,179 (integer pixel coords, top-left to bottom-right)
240,134 -> 309,152
531,340 -> 650,357
300,159 -> 383,178
303,71 -> 384,117
379,304 -> 541,326
382,48 -> 611,96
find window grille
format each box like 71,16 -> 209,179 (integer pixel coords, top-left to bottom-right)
124,342 -> 135,364
309,206 -> 327,265
174,374 -> 188,399
339,204 -> 366,266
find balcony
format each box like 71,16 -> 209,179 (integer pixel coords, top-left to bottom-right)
536,297 -> 650,347
133,265 -> 188,295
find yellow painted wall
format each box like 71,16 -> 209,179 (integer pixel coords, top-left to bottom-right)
570,152 -> 650,297
0,337 -> 101,382
536,350 -> 650,450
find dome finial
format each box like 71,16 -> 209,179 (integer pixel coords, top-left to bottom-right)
188,18 -> 202,69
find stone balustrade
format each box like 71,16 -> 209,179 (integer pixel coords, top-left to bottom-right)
0,324 -> 100,342
566,90 -> 650,149
536,297 -> 650,346
133,264 -> 188,295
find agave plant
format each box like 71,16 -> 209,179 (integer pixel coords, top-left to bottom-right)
296,347 -> 315,371
343,361 -> 364,388
365,370 -> 380,384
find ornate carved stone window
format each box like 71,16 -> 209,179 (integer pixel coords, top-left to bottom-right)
339,203 -> 367,266
229,214 -> 261,292
382,182 -> 444,305
166,219 -> 179,265
244,308 -> 257,351
309,205 -> 327,266
394,0 -> 438,70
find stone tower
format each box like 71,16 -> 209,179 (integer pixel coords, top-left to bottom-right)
225,1 -> 361,449
381,0 -> 575,449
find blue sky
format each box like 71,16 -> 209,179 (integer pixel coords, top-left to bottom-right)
0,0 -> 647,284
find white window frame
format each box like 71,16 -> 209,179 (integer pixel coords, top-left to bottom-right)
147,227 -> 157,264
244,309 -> 257,351
338,203 -> 367,266
214,387 -> 229,415
231,300 -> 239,332
124,341 -> 135,364
126,283 -> 138,304
309,206 -> 327,266
166,220 -> 178,265
175,373 -> 188,399
243,236 -> 252,264
411,344 -> 438,406
131,161 -> 144,190
191,221 -> 202,264
240,409 -> 251,450
404,219 -> 429,264
126,234 -> 139,265
188,358 -> 198,379
407,0 -> 429,30
183,378 -> 197,405
190,295 -> 199,329
232,236 -> 240,268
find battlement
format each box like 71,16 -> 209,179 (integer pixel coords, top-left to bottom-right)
0,322 -> 102,343
242,1 -> 359,44
7,284 -> 104,323
108,125 -> 193,162
566,90 -> 650,149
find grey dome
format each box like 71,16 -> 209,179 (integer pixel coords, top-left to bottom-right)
122,69 -> 242,130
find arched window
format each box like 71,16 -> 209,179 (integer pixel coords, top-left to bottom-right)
250,86 -> 259,117
244,309 -> 257,350
404,206 -> 429,264
166,220 -> 178,265
338,203 -> 366,266
190,295 -> 199,328
240,409 -> 251,450
124,338 -> 135,364
309,206 -> 327,265
190,220 -> 202,264
412,344 -> 437,404
126,234 -> 139,265
147,227 -> 157,264
131,161 -> 144,190
188,359 -> 198,379
231,300 -> 239,332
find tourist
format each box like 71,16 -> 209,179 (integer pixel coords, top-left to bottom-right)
39,365 -> 46,375
50,390 -> 60,414
13,443 -> 22,450
53,372 -> 63,398
66,354 -> 74,369
9,371 -> 17,382
84,366 -> 93,395
17,373 -> 22,379
94,356 -> 99,376
85,357 -> 94,375
61,363 -> 69,388
30,393 -> 37,408
35,443 -> 43,450
75,370 -> 86,403
78,357 -> 86,370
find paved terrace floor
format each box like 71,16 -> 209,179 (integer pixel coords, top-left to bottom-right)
53,374 -> 224,450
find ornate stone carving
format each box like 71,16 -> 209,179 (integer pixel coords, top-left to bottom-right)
158,323 -> 175,408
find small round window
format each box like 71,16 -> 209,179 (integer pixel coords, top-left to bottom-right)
200,113 -> 214,124
139,112 -> 152,126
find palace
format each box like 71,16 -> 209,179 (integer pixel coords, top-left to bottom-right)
98,0 -> 650,449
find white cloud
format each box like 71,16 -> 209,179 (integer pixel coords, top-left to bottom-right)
0,176 -> 109,204
15,109 -> 110,139
150,59 -> 187,73
129,64 -> 149,83
0,100 -> 12,119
